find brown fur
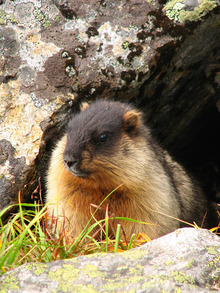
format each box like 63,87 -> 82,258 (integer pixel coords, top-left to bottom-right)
46,100 -> 218,239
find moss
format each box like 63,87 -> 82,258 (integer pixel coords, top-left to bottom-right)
102,281 -> 127,290
47,264 -> 81,292
164,0 -> 218,23
185,259 -> 195,268
53,15 -> 60,22
165,2 -> 185,22
165,260 -> 175,266
142,271 -> 197,290
170,271 -> 196,284
33,264 -> 48,276
122,41 -> 129,50
48,264 -> 80,281
33,7 -> 51,27
25,263 -> 34,271
158,274 -> 169,282
207,254 -> 220,269
136,264 -> 144,271
122,249 -> 148,261
0,275 -> 19,291
82,263 -> 100,278
206,245 -> 219,255
125,275 -> 143,284
9,14 -> 18,24
177,256 -> 185,262
116,264 -> 129,271
25,263 -> 48,275
0,10 -> 7,25
128,266 -> 144,278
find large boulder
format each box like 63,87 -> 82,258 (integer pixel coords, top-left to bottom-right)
0,228 -> 219,292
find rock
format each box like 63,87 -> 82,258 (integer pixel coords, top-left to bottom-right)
0,228 -> 219,292
0,1 -> 220,212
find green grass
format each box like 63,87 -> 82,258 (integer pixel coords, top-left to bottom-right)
0,194 -> 151,274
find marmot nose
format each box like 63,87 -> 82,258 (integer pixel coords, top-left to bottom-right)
63,158 -> 88,178
64,159 -> 78,170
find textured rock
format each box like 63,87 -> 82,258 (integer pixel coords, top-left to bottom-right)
0,228 -> 220,292
0,0 -> 220,210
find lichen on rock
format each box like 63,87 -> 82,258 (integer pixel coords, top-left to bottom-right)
0,228 -> 219,292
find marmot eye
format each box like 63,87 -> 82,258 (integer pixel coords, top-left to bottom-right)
98,133 -> 109,143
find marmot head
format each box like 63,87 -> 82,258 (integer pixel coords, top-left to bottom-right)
63,100 -> 147,184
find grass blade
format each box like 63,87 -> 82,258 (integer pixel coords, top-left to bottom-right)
114,224 -> 121,253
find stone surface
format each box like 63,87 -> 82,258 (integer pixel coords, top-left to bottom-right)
0,228 -> 220,292
0,0 -> 220,210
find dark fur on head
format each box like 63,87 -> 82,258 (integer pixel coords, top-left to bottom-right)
63,100 -> 144,180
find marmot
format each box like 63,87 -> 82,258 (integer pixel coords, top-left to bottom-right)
46,100 -> 218,239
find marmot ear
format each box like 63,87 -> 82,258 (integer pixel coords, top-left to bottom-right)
80,102 -> 89,111
122,110 -> 139,134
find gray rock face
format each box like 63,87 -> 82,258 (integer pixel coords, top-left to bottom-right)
1,228 -> 220,292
